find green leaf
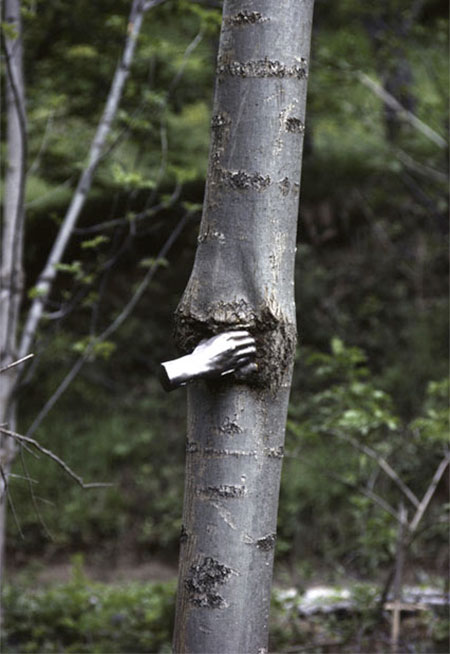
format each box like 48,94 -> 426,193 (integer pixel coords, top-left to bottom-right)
27,286 -> 47,300
111,163 -> 156,190
139,257 -> 169,269
54,261 -> 82,277
1,21 -> 19,40
67,45 -> 98,59
72,338 -> 117,361
81,235 -> 110,250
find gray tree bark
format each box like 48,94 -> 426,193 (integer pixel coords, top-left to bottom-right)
172,2 -> 314,652
0,0 -> 27,584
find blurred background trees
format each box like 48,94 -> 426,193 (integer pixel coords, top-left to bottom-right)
1,0 -> 448,650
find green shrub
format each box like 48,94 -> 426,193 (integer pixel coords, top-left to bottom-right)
3,562 -> 175,653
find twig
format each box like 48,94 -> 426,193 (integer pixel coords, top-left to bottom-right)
1,464 -> 24,539
357,71 -> 448,149
27,110 -> 54,176
395,147 -> 448,184
19,444 -> 53,539
0,353 -> 34,374
0,426 -> 112,489
72,181 -> 182,235
25,357 -> 85,439
99,210 -> 192,342
25,212 -> 193,438
324,469 -> 406,524
168,30 -> 203,95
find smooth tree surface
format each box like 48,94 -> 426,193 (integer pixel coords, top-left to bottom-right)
173,1 -> 315,652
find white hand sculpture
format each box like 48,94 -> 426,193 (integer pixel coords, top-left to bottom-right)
159,330 -> 257,392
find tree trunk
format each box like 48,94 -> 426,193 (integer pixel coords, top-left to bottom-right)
173,2 -> 314,652
0,0 -> 27,583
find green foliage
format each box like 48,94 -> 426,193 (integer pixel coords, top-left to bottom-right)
411,378 -> 450,445
3,562 -> 175,653
281,340 -> 448,572
4,566 -> 446,654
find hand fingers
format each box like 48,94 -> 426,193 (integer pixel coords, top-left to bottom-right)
225,330 -> 254,343
228,337 -> 256,351
220,367 -> 236,377
232,345 -> 256,359
219,358 -> 258,378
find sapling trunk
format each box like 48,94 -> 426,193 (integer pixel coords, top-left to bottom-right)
173,2 -> 315,652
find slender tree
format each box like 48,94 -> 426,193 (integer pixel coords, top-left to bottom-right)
0,0 -> 164,584
0,0 -> 27,580
173,1 -> 315,651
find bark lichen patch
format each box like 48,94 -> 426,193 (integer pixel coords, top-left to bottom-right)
180,524 -> 189,544
219,415 -> 243,435
184,557 -> 232,608
217,168 -> 271,191
197,227 -> 225,244
211,112 -> 231,129
225,11 -> 267,26
189,444 -> 258,458
217,56 -> 308,80
285,116 -> 305,133
197,484 -> 247,499
210,112 -> 231,168
256,533 -> 277,551
264,445 -> 284,459
186,440 -> 200,454
204,447 -> 256,458
278,177 -> 291,196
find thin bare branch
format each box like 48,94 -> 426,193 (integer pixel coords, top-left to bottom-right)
395,147 -> 448,184
25,212 -> 193,438
409,453 -> 450,533
99,210 -> 192,342
27,110 -> 54,176
73,181 -> 182,235
335,473 -> 406,524
143,0 -> 166,11
357,71 -> 448,149
1,464 -> 24,539
25,357 -> 85,439
0,426 -> 112,489
0,353 -> 34,374
363,487 -> 407,524
19,0 -> 153,359
19,445 -> 53,539
168,31 -> 203,95
8,473 -> 38,484
338,433 -> 420,509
